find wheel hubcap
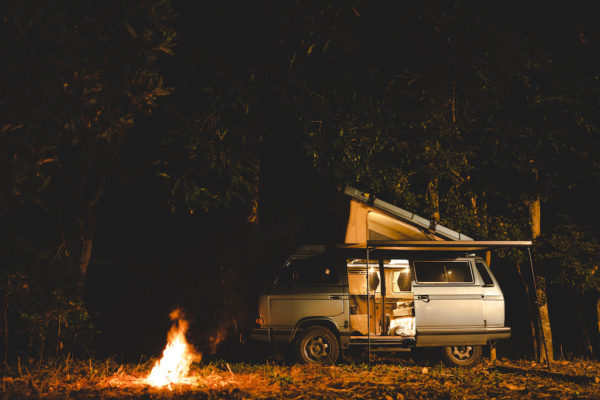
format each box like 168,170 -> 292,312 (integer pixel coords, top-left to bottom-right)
451,346 -> 474,360
305,336 -> 330,361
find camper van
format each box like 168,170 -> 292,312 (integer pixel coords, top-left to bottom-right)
251,244 -> 515,367
252,187 -> 531,366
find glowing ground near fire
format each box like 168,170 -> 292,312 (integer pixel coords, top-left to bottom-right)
4,309 -> 599,399
3,357 -> 600,399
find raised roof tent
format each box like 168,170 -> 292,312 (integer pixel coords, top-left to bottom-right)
344,186 -> 474,244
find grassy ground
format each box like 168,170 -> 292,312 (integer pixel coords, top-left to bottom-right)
1,355 -> 599,399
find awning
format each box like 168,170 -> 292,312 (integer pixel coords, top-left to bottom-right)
346,240 -> 532,252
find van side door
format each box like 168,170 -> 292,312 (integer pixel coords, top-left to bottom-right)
412,260 -> 484,330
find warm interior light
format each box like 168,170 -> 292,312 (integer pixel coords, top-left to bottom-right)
389,316 -> 415,336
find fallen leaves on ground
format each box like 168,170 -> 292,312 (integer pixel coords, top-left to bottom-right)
1,357 -> 599,399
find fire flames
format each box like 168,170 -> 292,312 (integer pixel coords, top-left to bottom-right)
145,309 -> 201,388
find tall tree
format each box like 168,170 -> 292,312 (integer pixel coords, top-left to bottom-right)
0,0 -> 176,278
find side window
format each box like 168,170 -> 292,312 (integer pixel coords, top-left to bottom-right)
414,261 -> 474,283
348,271 -> 381,294
288,256 -> 339,285
368,271 -> 380,291
348,272 -> 366,294
414,261 -> 446,282
445,262 -> 473,282
391,268 -> 412,292
475,262 -> 494,286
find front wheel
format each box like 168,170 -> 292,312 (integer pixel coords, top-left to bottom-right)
441,345 -> 482,367
295,326 -> 339,365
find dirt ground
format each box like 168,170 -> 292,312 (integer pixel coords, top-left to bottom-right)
2,356 -> 600,399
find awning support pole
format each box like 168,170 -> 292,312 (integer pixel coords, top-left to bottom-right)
379,258 -> 386,336
366,247 -> 371,369
528,247 -> 550,369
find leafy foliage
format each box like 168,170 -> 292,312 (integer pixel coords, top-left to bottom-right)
536,225 -> 600,292
0,236 -> 94,361
0,0 -> 176,272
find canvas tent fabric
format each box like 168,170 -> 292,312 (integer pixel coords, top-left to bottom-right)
344,186 -> 473,244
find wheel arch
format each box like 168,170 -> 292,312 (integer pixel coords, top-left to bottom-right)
292,317 -> 340,342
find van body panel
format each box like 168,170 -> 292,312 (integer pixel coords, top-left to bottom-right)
269,289 -> 345,324
477,261 -> 506,327
267,286 -> 346,342
413,286 -> 484,328
416,326 -> 511,346
482,297 -> 505,327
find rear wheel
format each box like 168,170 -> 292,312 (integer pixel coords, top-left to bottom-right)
295,326 -> 339,365
441,345 -> 482,367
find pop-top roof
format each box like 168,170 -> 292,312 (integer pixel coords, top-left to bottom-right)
344,186 -> 473,243
290,187 -> 531,258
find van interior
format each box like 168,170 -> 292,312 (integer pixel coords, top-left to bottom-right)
347,259 -> 415,337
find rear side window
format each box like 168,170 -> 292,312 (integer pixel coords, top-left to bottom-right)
286,256 -> 340,285
414,261 -> 474,283
348,271 -> 381,294
391,268 -> 412,292
475,262 -> 494,286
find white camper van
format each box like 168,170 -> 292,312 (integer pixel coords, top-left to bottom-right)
251,242 -> 529,367
252,187 -> 533,367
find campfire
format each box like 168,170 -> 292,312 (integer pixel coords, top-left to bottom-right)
145,309 -> 201,388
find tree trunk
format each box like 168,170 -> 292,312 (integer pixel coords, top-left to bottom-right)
596,297 -> 600,357
577,294 -> 594,358
3,282 -> 8,365
526,197 -> 541,239
427,177 -> 440,222
535,278 -> 553,362
79,211 -> 97,277
78,177 -> 105,277
516,261 -> 538,360
247,156 -> 260,225
526,196 -> 554,362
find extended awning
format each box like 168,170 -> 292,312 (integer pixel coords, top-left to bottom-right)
345,240 -> 532,252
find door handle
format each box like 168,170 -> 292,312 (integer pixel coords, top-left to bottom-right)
417,295 -> 430,302
329,295 -> 341,300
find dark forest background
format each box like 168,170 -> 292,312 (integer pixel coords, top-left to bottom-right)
1,0 -> 600,364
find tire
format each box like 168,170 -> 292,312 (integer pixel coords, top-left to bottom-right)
295,326 -> 339,365
441,345 -> 482,367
